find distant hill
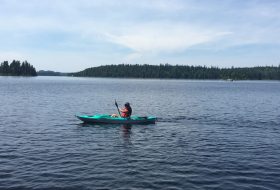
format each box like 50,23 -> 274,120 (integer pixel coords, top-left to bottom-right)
37,70 -> 67,76
71,64 -> 280,80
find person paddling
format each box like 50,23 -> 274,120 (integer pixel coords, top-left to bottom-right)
112,102 -> 132,118
120,102 -> 132,118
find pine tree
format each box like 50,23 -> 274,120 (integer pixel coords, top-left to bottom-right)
0,60 -> 37,76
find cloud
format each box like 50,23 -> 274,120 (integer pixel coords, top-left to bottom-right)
104,22 -> 232,54
1,0 -> 279,49
0,0 -> 280,69
123,53 -> 143,62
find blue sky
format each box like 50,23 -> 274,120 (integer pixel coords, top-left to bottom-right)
0,0 -> 279,72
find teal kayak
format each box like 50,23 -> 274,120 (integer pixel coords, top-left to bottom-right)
76,114 -> 157,124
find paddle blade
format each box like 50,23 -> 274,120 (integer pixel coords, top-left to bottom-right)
115,99 -> 118,107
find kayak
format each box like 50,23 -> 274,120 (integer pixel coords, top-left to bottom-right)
76,114 -> 157,124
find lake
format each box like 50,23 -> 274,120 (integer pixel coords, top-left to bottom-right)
0,76 -> 280,190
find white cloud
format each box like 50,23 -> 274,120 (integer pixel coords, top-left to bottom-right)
123,53 -> 143,62
1,0 -> 280,69
103,22 -> 232,58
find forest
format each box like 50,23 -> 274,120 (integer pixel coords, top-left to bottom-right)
37,70 -> 67,76
0,60 -> 37,76
71,64 -> 280,80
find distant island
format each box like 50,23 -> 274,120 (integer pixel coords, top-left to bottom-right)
71,64 -> 280,80
0,60 -> 37,76
37,70 -> 67,76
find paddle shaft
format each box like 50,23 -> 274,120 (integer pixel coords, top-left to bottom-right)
115,100 -> 121,117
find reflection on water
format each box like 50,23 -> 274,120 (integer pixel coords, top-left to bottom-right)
121,124 -> 132,140
122,124 -> 137,147
78,122 -> 134,142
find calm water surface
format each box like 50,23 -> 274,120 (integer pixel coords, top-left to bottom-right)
0,76 -> 280,190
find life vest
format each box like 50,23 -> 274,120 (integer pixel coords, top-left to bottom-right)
121,107 -> 132,118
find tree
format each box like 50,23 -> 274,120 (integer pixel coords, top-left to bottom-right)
70,64 -> 280,80
0,60 -> 37,76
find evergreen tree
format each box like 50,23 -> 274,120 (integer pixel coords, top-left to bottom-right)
70,64 -> 280,80
0,60 -> 37,76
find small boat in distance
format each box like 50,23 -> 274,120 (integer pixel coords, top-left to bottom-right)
226,78 -> 234,82
76,114 -> 157,124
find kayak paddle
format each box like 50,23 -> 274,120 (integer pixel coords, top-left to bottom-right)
115,99 -> 121,117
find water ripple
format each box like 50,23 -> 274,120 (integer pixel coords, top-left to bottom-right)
1,77 -> 280,190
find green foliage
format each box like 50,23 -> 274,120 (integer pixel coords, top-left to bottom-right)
0,60 -> 37,76
71,64 -> 280,80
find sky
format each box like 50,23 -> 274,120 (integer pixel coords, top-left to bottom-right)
0,0 -> 280,72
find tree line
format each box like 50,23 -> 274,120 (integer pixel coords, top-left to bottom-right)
0,60 -> 37,76
71,64 -> 280,80
37,70 -> 67,76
